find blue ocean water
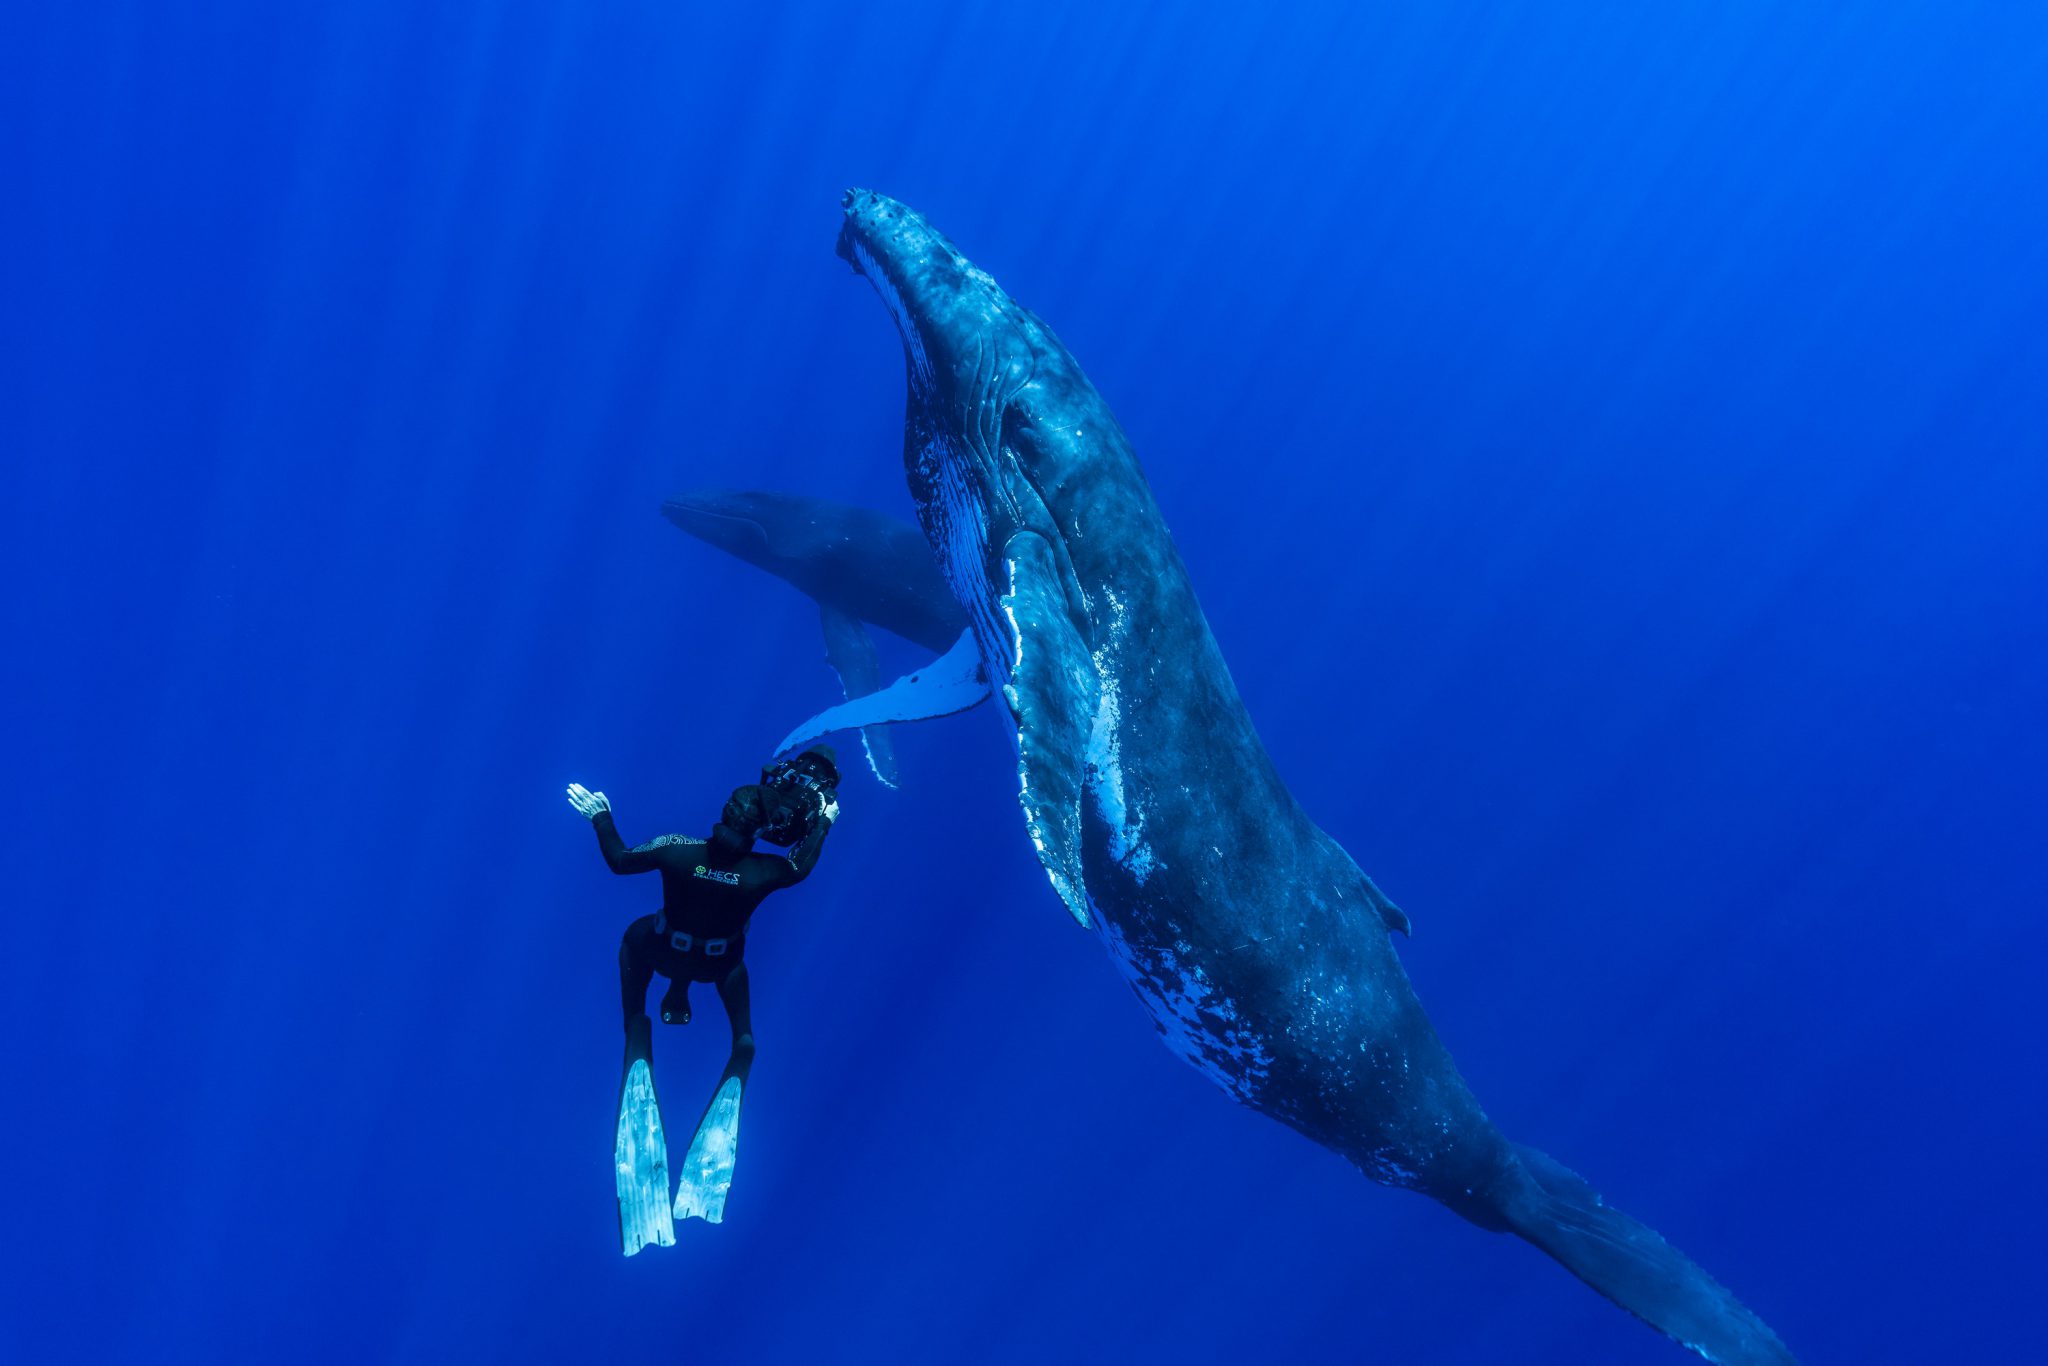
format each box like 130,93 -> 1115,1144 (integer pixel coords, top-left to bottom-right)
6,2 -> 2045,1361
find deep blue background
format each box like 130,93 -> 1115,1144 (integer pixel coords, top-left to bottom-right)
6,3 -> 2045,1362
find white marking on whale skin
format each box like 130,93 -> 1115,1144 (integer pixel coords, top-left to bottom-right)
1122,843 -> 1158,884
1082,586 -> 1157,886
1359,1147 -> 1420,1186
1093,911 -> 1272,1103
1000,555 -> 1026,680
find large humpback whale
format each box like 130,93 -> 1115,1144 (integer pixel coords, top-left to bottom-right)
782,190 -> 1797,1363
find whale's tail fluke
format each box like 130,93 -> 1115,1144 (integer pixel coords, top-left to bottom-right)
1501,1144 -> 1798,1365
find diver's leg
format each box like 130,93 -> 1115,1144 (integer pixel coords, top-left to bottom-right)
619,915 -> 657,1031
714,960 -> 756,1084
614,916 -> 674,1254
674,960 -> 753,1224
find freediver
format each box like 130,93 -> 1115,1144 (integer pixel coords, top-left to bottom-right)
565,746 -> 840,1254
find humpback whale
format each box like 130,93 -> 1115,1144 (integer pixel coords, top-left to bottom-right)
664,489 -> 965,785
779,190 -> 1798,1363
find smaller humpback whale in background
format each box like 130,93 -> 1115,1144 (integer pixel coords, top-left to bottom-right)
663,490 -> 967,786
773,191 -> 1798,1364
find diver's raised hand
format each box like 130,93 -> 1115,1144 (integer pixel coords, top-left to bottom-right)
818,791 -> 840,827
566,783 -> 612,821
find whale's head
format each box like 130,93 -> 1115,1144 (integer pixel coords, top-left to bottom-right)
836,188 -> 1032,410
662,489 -> 864,602
662,489 -> 784,565
839,190 -> 1123,610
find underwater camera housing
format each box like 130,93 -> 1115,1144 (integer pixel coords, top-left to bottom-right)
753,747 -> 839,847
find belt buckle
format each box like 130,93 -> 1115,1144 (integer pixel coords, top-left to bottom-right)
704,938 -> 728,957
669,930 -> 693,953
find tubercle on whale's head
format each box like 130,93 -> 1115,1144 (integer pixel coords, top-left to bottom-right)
837,188 -> 969,296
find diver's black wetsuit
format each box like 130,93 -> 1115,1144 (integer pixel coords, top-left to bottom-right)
596,810 -> 828,1079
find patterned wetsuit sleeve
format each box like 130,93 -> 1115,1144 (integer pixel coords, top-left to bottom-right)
778,812 -> 832,886
592,810 -> 697,875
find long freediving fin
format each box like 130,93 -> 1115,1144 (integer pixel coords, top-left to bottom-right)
775,626 -> 990,757
818,602 -> 902,788
998,534 -> 1097,929
673,1075 -> 745,1224
615,1015 -> 675,1255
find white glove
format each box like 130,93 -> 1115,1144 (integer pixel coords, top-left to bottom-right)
566,783 -> 612,821
818,791 -> 840,827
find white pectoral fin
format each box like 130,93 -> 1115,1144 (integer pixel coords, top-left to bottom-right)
1000,538 -> 1096,929
774,627 -> 990,756
817,605 -> 902,788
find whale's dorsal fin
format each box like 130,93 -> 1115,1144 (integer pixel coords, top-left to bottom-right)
774,627 -> 989,757
817,603 -> 901,788
1337,849 -> 1412,937
1371,885 -> 1412,937
999,535 -> 1096,929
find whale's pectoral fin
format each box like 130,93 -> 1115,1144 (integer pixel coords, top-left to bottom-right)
817,603 -> 902,788
775,627 -> 990,757
999,535 -> 1096,929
